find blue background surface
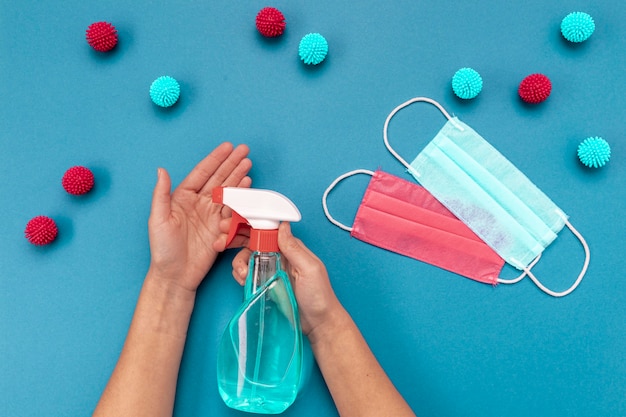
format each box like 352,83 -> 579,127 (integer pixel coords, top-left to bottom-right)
1,1 -> 625,416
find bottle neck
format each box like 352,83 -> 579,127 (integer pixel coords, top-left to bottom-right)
249,228 -> 279,252
245,251 -> 284,298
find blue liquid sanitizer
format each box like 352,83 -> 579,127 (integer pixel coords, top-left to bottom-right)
212,187 -> 304,414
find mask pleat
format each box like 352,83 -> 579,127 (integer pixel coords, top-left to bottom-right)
350,170 -> 505,284
409,118 -> 568,269
359,187 -> 487,242
434,128 -> 556,246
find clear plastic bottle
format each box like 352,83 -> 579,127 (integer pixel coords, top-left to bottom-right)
212,186 -> 304,414
217,251 -> 302,414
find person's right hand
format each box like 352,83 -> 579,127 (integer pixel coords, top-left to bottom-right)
219,222 -> 344,339
217,222 -> 417,417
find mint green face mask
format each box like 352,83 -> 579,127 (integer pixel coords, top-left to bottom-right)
384,97 -> 590,297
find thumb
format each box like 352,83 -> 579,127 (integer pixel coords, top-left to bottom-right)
278,222 -> 313,270
150,168 -> 172,223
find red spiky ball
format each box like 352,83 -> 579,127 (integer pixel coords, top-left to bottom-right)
25,216 -> 58,246
518,73 -> 552,104
86,21 -> 118,52
255,7 -> 286,37
62,166 -> 95,195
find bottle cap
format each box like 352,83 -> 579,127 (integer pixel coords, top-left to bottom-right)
213,187 -> 301,252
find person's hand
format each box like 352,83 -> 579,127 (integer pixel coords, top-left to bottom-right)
148,142 -> 252,293
216,222 -> 343,338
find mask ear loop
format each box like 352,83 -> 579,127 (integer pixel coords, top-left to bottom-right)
497,253 -> 542,285
383,97 -> 463,173
499,212 -> 591,297
322,169 -> 375,232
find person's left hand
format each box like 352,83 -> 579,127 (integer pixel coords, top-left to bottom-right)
147,142 -> 252,293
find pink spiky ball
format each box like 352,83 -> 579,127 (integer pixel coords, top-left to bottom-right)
86,21 -> 118,52
62,166 -> 95,195
255,7 -> 286,37
518,73 -> 552,104
25,216 -> 58,246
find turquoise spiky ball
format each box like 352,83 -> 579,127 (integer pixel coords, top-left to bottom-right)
578,136 -> 611,168
150,76 -> 180,107
452,67 -> 483,99
561,12 -> 595,43
298,33 -> 328,65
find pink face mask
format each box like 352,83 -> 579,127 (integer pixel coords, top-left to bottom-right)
323,169 -> 508,285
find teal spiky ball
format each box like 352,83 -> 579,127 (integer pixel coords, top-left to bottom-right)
150,76 -> 180,107
561,12 -> 595,43
298,33 -> 328,65
452,67 -> 483,99
578,137 -> 611,168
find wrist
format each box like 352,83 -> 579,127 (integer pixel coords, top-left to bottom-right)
306,303 -> 352,347
146,266 -> 198,300
137,269 -> 197,339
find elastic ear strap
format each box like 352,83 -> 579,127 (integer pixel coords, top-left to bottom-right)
497,253 -> 542,285
383,97 -> 456,171
322,169 -> 375,232
512,216 -> 590,297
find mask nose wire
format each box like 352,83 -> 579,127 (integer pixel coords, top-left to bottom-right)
322,169 -> 375,232
383,97 -> 457,172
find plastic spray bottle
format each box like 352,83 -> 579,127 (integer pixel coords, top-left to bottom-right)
213,186 -> 303,414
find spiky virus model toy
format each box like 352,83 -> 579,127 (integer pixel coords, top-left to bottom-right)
25,216 -> 58,245
452,67 -> 483,99
62,166 -> 95,195
150,76 -> 180,107
86,21 -> 118,52
298,33 -> 328,65
256,7 -> 286,37
578,137 -> 611,168
518,73 -> 552,103
561,12 -> 595,43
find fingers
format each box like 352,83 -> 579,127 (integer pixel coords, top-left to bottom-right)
178,143 -> 251,193
215,175 -> 252,221
232,248 -> 252,285
238,175 -> 252,188
212,218 -> 251,252
213,231 -> 250,252
150,168 -> 172,224
208,156 -> 252,192
178,142 -> 233,192
278,222 -> 321,271
200,144 -> 251,195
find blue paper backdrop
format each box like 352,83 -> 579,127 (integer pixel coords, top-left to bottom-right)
1,1 -> 625,416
